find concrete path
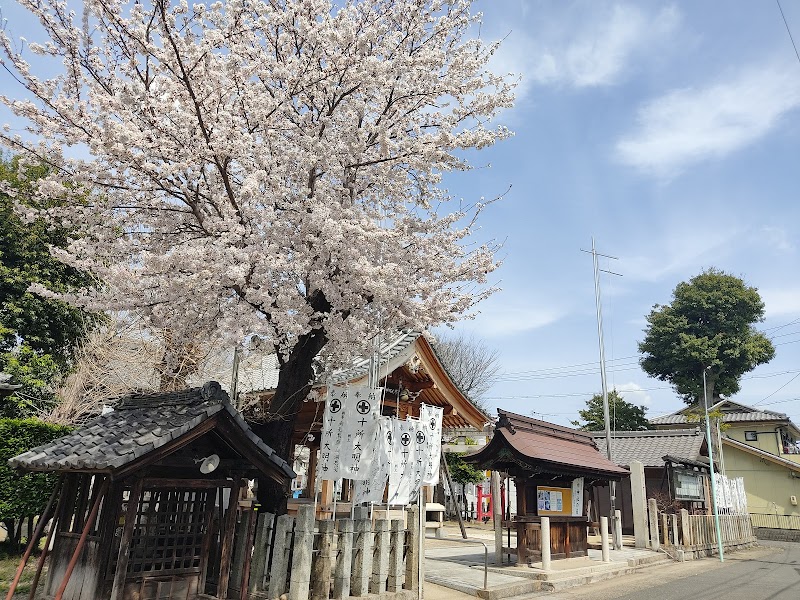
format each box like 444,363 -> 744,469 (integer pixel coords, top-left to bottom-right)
424,526 -> 668,599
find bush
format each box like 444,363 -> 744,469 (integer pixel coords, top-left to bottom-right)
0,418 -> 70,552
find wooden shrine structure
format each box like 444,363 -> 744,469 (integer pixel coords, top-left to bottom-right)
244,331 -> 490,513
464,410 -> 628,564
6,381 -> 294,600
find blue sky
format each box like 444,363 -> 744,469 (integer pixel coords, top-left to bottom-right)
438,0 -> 800,427
1,1 -> 799,428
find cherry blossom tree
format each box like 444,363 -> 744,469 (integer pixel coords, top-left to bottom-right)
1,0 -> 514,507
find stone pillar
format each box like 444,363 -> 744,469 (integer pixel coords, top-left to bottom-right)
600,516 -> 610,562
629,460 -> 649,548
388,520 -> 405,592
333,519 -> 353,600
350,518 -> 373,596
540,516 -> 551,571
614,510 -> 623,550
289,506 -> 315,600
249,512 -> 275,594
269,514 -> 294,600
404,506 -> 420,591
370,519 -> 390,594
680,509 -> 691,548
312,519 -> 334,600
648,498 -> 660,551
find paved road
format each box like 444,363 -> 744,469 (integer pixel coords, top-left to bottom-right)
544,542 -> 799,600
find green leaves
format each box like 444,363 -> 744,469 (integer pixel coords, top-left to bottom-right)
445,451 -> 485,485
572,390 -> 649,431
639,268 -> 775,403
0,419 -> 70,525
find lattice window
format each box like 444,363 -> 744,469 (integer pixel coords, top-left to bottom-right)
122,488 -> 213,578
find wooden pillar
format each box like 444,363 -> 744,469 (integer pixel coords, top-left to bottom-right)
307,449 -> 318,498
320,479 -> 334,518
5,474 -> 63,600
54,478 -> 109,600
218,477 -> 244,599
491,471 -> 503,566
110,479 -> 144,600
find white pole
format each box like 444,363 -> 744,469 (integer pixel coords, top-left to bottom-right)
591,238 -> 619,549
704,368 -> 725,562
541,516 -> 551,571
600,516 -> 610,562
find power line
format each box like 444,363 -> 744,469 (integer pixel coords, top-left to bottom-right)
776,0 -> 800,66
753,372 -> 800,406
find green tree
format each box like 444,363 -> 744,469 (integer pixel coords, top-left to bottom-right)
0,418 -> 71,551
639,268 -> 775,405
0,157 -> 99,417
445,451 -> 486,486
572,390 -> 650,431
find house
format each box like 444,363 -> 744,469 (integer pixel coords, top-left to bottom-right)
651,400 -> 800,517
7,381 -> 294,600
590,429 -> 708,534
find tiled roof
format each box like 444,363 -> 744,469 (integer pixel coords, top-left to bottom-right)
650,401 -> 788,425
8,381 -> 294,478
590,429 -> 705,467
466,409 -> 628,479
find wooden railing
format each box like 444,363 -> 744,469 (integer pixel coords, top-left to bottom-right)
648,500 -> 755,559
750,513 -> 800,531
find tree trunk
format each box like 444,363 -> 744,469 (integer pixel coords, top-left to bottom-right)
251,326 -> 328,515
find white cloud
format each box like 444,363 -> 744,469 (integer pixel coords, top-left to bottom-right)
760,287 -> 800,319
622,228 -> 739,283
467,302 -> 565,338
616,63 -> 800,174
615,382 -> 652,407
757,226 -> 795,254
492,3 -> 679,97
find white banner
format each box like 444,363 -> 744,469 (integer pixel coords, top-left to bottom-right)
318,385 -> 381,481
317,385 -> 347,480
388,417 -> 417,505
338,386 -> 381,480
420,404 -> 443,486
571,477 -> 584,516
352,417 -> 392,504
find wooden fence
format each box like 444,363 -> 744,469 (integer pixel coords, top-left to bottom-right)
648,500 -> 755,560
226,505 -> 420,600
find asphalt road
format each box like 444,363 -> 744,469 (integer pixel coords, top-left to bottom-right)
545,542 -> 800,600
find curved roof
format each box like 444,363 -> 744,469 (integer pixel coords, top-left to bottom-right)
9,381 -> 294,481
465,409 -> 628,480
590,429 -> 705,467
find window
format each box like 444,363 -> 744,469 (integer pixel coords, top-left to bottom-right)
744,431 -> 758,441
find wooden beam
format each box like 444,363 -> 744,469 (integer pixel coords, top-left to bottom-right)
110,478 -> 144,600
5,474 -> 63,600
54,477 -> 109,600
217,476 -> 244,598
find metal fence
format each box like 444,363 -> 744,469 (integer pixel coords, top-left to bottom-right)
750,513 -> 800,531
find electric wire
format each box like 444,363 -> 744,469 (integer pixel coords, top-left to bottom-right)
776,0 -> 800,66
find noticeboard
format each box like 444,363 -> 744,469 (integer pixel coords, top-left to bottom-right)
537,486 -> 572,515
673,470 -> 704,501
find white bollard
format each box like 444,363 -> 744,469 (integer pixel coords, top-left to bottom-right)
614,510 -> 623,550
600,516 -> 610,562
541,516 -> 551,571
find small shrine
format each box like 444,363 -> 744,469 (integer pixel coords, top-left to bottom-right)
464,409 -> 628,563
7,381 -> 294,600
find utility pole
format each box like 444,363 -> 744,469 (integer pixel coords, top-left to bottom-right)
703,368 -> 725,562
584,238 -> 622,549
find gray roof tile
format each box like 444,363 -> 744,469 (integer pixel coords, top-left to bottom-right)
8,381 -> 294,480
591,429 -> 705,467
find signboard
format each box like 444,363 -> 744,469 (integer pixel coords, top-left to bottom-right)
536,486 -> 572,515
673,470 -> 704,501
571,477 -> 584,516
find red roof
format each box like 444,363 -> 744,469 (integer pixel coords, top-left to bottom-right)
466,409 -> 628,480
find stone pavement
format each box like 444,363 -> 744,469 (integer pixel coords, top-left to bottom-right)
424,523 -> 670,600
